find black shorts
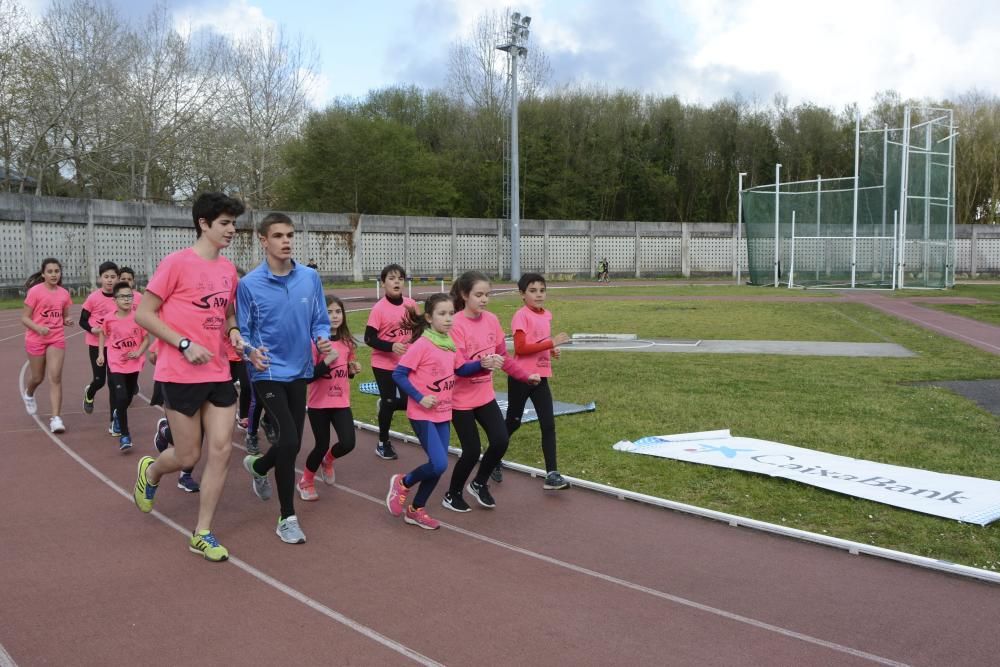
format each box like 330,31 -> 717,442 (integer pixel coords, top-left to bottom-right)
150,381 -> 164,407
161,381 -> 237,417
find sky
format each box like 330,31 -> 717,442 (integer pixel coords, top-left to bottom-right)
23,0 -> 1000,111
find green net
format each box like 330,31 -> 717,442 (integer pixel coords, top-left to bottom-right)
742,108 -> 954,289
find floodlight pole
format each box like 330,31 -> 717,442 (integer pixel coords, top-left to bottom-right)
498,13 -> 531,282
851,111 -> 860,288
736,172 -> 746,284
774,163 -> 781,287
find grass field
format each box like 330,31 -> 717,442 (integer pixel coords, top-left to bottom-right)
345,285 -> 1000,573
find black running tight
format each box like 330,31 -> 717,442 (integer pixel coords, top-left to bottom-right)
505,377 -> 558,473
450,400 -> 508,493
305,407 -> 356,472
251,379 -> 307,520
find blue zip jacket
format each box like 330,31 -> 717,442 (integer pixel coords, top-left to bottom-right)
237,260 -> 331,382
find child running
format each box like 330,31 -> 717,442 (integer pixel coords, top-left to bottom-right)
385,293 -> 498,529
365,263 -> 416,460
504,273 -> 573,490
442,271 -> 540,512
297,295 -> 361,501
21,258 -> 74,432
80,261 -> 119,431
96,281 -> 150,451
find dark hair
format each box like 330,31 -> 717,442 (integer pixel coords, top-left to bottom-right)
401,293 -> 452,342
450,270 -> 490,312
257,211 -> 294,237
380,263 -> 407,282
98,261 -> 119,280
325,294 -> 355,351
518,272 -> 546,292
118,266 -> 135,279
25,258 -> 63,289
112,281 -> 132,296
191,192 -> 245,238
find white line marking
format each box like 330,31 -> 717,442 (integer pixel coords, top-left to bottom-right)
0,641 -> 17,667
17,364 -> 443,667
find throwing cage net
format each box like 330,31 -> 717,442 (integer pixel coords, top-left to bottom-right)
741,107 -> 956,289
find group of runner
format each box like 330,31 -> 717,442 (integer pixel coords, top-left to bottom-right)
20,191 -> 574,562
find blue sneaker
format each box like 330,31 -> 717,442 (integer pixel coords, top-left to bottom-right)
153,417 -> 170,453
109,410 -> 122,437
177,473 -> 200,493
118,435 -> 133,452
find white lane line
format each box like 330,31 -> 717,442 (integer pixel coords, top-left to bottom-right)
0,641 -> 17,667
17,364 -> 443,667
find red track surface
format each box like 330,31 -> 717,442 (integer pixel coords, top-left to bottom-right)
2,299 -> 999,666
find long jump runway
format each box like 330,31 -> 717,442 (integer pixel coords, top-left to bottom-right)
1,307 -> 997,666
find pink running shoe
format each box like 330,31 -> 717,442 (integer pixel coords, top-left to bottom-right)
297,477 -> 319,501
319,454 -> 335,485
386,474 -> 408,517
404,506 -> 440,530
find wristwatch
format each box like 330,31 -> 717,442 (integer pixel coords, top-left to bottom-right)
178,338 -> 192,352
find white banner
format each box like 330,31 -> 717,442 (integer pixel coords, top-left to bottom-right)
613,430 -> 1000,525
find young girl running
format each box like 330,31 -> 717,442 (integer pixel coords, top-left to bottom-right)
442,271 -> 540,512
504,273 -> 573,490
365,263 -> 416,460
384,293 -> 498,529
97,281 -> 150,451
21,258 -> 74,433
80,261 -> 119,432
297,295 -> 361,501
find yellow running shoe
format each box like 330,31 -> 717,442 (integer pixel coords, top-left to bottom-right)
189,530 -> 229,562
133,456 -> 158,513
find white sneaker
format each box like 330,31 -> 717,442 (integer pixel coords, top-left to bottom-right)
49,416 -> 65,433
22,393 -> 37,415
276,515 -> 307,544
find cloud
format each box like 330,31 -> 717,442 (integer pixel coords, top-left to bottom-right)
172,0 -> 276,41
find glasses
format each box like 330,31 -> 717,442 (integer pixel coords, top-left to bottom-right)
116,295 -> 134,300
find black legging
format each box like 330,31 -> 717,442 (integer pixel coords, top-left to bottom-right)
450,400 -> 508,493
505,377 -> 558,473
230,360 -> 251,420
373,366 -> 408,442
108,370 -> 139,437
251,379 -> 307,520
86,345 -> 111,414
305,407 -> 356,472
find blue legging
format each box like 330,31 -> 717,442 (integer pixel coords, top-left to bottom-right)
404,419 -> 451,509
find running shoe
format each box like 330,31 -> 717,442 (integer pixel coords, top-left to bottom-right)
236,416 -> 249,431
244,432 -> 260,456
49,416 -> 65,433
442,492 -> 471,513
297,477 -> 319,501
109,410 -> 121,437
153,417 -> 170,453
375,440 -> 398,460
243,455 -> 272,501
189,530 -> 228,562
543,471 -> 570,490
82,384 -> 93,414
490,465 -> 503,483
119,435 -> 133,452
261,414 -> 278,445
385,474 -> 408,517
404,506 -> 440,530
467,480 -> 496,508
276,515 -> 307,544
22,392 -> 37,416
318,453 -> 335,485
177,473 -> 200,493
133,456 -> 158,513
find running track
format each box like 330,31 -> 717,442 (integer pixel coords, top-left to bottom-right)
1,298 -> 998,666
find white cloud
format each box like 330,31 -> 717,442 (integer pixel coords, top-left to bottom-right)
173,0 -> 276,41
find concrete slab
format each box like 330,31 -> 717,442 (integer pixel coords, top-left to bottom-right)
561,338 -> 916,357
925,379 -> 1000,419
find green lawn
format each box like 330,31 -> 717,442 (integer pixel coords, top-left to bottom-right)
346,286 -> 1000,573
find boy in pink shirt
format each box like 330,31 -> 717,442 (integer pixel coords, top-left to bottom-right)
21,258 -> 74,433
80,261 -> 119,430
505,273 -> 573,490
364,263 -> 417,460
97,281 -> 150,451
132,192 -> 255,563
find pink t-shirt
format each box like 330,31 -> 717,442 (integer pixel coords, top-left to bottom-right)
398,336 -> 461,423
82,289 -> 116,347
102,311 -> 147,374
146,247 -> 237,384
366,296 -> 416,370
307,338 -> 356,409
24,283 -> 72,346
451,310 -> 510,410
511,306 -> 554,378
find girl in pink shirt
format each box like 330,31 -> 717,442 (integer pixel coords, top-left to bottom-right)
97,281 -> 150,451
297,295 -> 361,501
505,273 -> 573,490
384,293 -> 496,530
21,258 -> 74,433
442,271 -> 540,513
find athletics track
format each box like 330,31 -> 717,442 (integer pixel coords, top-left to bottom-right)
1,287 -> 999,666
